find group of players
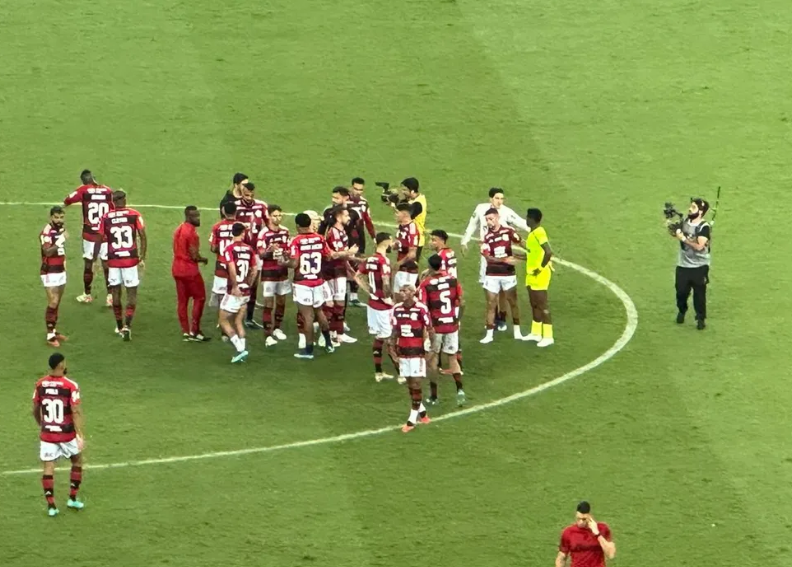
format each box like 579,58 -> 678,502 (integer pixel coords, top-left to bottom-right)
34,170 -> 555,513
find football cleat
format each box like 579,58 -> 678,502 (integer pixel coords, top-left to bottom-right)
349,299 -> 364,308
537,337 -> 555,348
54,332 -> 68,342
480,335 -> 494,344
46,336 -> 60,348
188,332 -> 211,342
697,319 -> 706,330
47,507 -> 59,517
265,336 -> 278,347
325,344 -> 336,354
67,499 -> 84,510
496,321 -> 508,332
396,376 -> 407,385
244,319 -> 264,330
419,416 -> 431,425
231,350 -> 249,363
401,423 -> 415,433
121,327 -> 131,342
343,322 -> 351,333
272,329 -> 287,341
425,397 -> 439,407
522,334 -> 542,343
105,294 -> 113,307
114,327 -> 123,337
513,329 -> 524,340
182,333 -> 192,342
676,312 -> 686,324
76,293 -> 93,304
294,350 -> 314,360
375,372 -> 394,382
456,390 -> 467,406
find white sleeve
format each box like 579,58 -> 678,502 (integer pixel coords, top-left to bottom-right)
461,206 -> 482,246
504,206 -> 530,233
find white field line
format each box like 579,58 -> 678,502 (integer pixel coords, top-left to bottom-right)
0,201 -> 638,476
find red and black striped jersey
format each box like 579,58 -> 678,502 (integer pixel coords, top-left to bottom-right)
98,207 -> 145,268
395,221 -> 419,273
33,375 -> 81,443
437,247 -> 458,279
223,241 -> 256,295
481,225 -> 521,276
289,233 -> 332,288
323,225 -> 350,279
209,219 -> 238,278
256,225 -> 290,282
358,253 -> 392,310
40,223 -> 66,275
417,273 -> 462,333
391,301 -> 432,358
63,184 -> 114,242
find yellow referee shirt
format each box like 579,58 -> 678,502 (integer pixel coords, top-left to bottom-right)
409,193 -> 427,246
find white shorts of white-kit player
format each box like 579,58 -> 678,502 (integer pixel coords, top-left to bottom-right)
431,331 -> 459,355
326,277 -> 347,302
399,357 -> 426,378
108,266 -> 140,288
482,275 -> 517,294
262,279 -> 292,298
40,439 -> 81,462
82,239 -> 108,261
367,306 -> 393,339
41,272 -> 67,288
479,256 -> 487,284
293,283 -> 332,308
393,271 -> 418,293
220,293 -> 248,314
212,275 -> 228,295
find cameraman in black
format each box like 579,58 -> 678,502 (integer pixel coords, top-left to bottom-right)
669,198 -> 712,330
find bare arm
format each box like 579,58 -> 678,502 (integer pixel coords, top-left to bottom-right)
396,247 -> 416,269
188,241 -> 208,264
138,228 -> 148,263
32,403 -> 41,426
540,242 -> 553,267
92,234 -> 103,262
72,405 -> 85,438
677,232 -> 709,251
599,537 -> 616,559
227,262 -> 241,295
555,551 -> 568,567
354,272 -> 372,294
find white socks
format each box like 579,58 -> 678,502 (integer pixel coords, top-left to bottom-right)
230,335 -> 245,353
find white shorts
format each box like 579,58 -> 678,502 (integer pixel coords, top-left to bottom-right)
399,357 -> 426,378
367,306 -> 393,339
262,279 -> 292,298
482,275 -> 517,294
393,271 -> 418,293
40,439 -> 80,462
431,331 -> 459,355
293,283 -> 332,308
479,257 -> 487,284
220,293 -> 248,314
326,277 -> 347,302
82,239 -> 108,261
41,272 -> 67,288
108,266 -> 140,288
212,275 -> 228,295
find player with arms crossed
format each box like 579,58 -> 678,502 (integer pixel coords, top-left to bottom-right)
347,177 -> 376,306
323,205 -> 358,345
390,285 -> 435,432
556,501 -> 616,567
355,232 -> 401,382
95,190 -> 147,341
64,169 -> 114,306
479,208 -> 525,343
256,205 -> 291,347
40,206 -> 69,347
283,213 -> 357,360
418,254 -> 466,406
219,223 -> 259,363
523,208 -> 555,347
393,203 -> 420,298
461,187 -> 529,331
33,353 -> 85,517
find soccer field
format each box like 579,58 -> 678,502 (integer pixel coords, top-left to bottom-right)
1,0 -> 791,565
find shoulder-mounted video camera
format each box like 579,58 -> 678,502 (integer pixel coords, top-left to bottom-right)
375,181 -> 405,205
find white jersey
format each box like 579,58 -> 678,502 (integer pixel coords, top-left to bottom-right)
461,203 -> 529,246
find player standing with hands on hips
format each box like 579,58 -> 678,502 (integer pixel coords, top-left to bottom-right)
556,501 -> 616,567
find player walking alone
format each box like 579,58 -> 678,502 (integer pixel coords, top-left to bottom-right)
556,501 -> 616,567
64,169 -> 114,306
95,190 -> 147,341
40,206 -> 69,347
390,285 -> 434,432
33,353 -> 85,517
172,206 -> 210,342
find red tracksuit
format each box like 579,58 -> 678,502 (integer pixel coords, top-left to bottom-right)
172,222 -> 206,334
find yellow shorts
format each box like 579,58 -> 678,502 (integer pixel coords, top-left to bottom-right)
525,267 -> 552,291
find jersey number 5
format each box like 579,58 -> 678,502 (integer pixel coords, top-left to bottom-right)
110,225 -> 134,248
439,290 -> 453,314
42,399 -> 64,424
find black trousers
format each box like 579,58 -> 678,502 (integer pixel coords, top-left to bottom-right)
675,266 -> 709,320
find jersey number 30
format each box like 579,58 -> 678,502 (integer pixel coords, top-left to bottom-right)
42,399 -> 64,424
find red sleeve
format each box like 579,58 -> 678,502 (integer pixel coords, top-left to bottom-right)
409,224 -> 419,247
222,248 -> 234,266
357,261 -> 367,274
480,241 -> 490,257
64,187 -> 82,206
71,384 -> 82,406
456,282 -> 463,301
364,210 -> 376,238
321,237 -> 332,257
189,227 -> 199,250
558,531 -> 570,554
136,214 -> 146,230
97,216 -> 106,239
417,282 -> 427,304
599,523 -> 612,541
32,383 -> 40,403
288,237 -> 299,258
421,305 -> 432,327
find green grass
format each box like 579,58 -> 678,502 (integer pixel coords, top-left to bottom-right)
1,0 -> 790,565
